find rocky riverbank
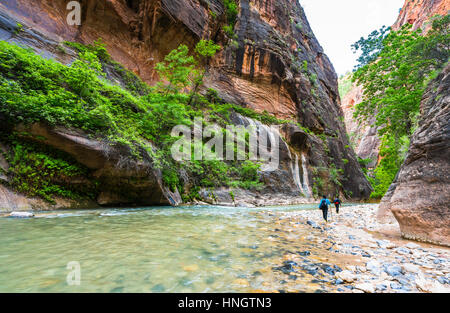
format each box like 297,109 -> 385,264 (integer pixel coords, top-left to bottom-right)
262,204 -> 450,293
1,203 -> 448,293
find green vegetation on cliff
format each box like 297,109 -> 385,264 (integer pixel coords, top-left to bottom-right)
0,40 -> 267,202
3,135 -> 98,203
352,15 -> 449,198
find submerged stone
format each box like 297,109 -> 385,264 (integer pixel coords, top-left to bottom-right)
110,286 -> 124,293
151,284 -> 166,292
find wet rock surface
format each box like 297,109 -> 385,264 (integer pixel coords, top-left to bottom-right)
263,204 -> 450,293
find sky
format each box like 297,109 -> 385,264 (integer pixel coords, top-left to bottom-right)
299,0 -> 405,76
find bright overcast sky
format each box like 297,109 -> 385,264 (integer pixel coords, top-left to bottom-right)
299,0 -> 405,76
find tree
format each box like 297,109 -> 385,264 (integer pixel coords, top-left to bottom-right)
189,39 -> 221,104
352,15 -> 449,198
155,40 -> 221,97
155,44 -> 196,94
351,25 -> 390,70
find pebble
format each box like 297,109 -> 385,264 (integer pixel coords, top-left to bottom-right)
384,264 -> 403,277
437,276 -> 449,285
376,284 -> 387,291
307,220 -> 320,229
322,265 -> 336,275
269,204 -> 449,293
402,263 -> 421,273
361,252 -> 372,258
336,270 -> 356,283
110,286 -> 124,293
183,265 -> 199,272
233,279 -> 250,287
390,282 -> 403,290
396,247 -> 411,255
356,266 -> 367,273
395,276 -> 410,286
405,243 -> 421,249
274,261 -> 298,274
366,260 -> 382,274
415,275 -> 450,293
151,284 -> 166,292
354,283 -> 375,293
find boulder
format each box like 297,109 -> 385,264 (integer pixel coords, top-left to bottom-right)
14,123 -> 181,207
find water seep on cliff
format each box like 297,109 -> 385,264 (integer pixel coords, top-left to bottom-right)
0,0 -> 372,211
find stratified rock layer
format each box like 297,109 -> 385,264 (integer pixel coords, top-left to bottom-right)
0,0 -> 372,209
341,82 -> 380,168
393,0 -> 450,31
379,64 -> 450,247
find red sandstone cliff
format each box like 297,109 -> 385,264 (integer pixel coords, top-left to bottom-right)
0,0 -> 373,210
393,0 -> 450,31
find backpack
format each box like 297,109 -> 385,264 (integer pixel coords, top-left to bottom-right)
319,200 -> 328,210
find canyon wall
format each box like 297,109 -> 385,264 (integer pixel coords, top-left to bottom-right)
340,82 -> 380,168
376,0 -> 450,245
379,64 -> 450,247
393,0 -> 450,31
0,0 -> 372,210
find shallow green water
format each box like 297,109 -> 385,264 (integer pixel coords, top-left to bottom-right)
0,204 -> 350,293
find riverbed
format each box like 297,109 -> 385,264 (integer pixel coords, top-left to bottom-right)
0,203 -> 448,293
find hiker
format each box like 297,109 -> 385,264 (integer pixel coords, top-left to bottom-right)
318,195 -> 331,222
333,196 -> 342,214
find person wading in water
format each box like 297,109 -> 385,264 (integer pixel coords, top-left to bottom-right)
318,195 -> 331,223
333,196 -> 342,214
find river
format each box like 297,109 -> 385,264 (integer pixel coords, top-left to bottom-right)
0,204 -> 361,293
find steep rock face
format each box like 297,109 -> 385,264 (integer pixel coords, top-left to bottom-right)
341,83 -> 380,168
393,0 -> 450,31
197,113 -> 315,207
379,64 -> 450,247
0,0 -> 372,209
1,0 -> 343,127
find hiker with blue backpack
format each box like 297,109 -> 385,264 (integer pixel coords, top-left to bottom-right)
318,195 -> 331,222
